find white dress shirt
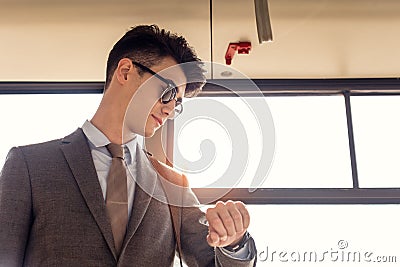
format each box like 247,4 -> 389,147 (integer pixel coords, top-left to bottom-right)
82,120 -> 137,219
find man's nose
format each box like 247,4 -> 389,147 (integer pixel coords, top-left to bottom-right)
161,99 -> 176,115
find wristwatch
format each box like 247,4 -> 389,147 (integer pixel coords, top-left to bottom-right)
223,231 -> 251,253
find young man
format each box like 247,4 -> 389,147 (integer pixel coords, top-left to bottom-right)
0,25 -> 256,266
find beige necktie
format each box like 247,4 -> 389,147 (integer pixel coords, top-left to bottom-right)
106,143 -> 128,256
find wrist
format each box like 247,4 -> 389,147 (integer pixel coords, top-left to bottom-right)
223,231 -> 250,253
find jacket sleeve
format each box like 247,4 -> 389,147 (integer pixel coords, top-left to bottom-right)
0,147 -> 32,267
149,157 -> 257,266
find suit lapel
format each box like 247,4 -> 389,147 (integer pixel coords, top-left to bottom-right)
121,144 -> 158,254
60,129 -> 117,260
120,143 -> 186,260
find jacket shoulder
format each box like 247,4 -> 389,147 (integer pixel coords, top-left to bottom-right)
147,156 -> 189,187
12,128 -> 85,163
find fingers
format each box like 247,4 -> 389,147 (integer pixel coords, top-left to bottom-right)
205,200 -> 250,247
206,203 -> 229,242
206,226 -> 220,245
235,201 -> 250,230
226,201 -> 244,233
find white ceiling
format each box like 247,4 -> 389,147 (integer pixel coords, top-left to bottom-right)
0,0 -> 399,81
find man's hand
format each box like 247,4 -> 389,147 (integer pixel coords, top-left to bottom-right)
205,200 -> 250,248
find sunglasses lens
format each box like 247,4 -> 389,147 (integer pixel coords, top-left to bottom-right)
161,85 -> 176,104
174,104 -> 183,114
161,84 -> 183,120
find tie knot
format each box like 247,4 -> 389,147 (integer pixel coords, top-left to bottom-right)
106,143 -> 124,159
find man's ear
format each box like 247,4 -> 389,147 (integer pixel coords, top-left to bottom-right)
115,58 -> 134,85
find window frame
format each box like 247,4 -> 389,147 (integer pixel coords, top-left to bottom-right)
2,79 -> 400,204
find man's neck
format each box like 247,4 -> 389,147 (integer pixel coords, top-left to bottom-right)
92,83 -> 137,144
90,115 -> 137,145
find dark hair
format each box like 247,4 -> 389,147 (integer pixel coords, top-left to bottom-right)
105,25 -> 206,97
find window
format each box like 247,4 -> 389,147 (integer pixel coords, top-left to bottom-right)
352,95 -> 400,188
2,80 -> 400,267
174,96 -> 352,188
0,94 -> 102,166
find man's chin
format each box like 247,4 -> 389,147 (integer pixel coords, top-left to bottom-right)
144,134 -> 154,138
143,129 -> 156,138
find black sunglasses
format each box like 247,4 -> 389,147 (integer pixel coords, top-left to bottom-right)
131,61 -> 183,119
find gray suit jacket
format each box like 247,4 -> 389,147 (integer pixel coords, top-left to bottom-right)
0,129 -> 255,266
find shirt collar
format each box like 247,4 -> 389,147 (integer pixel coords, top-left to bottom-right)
81,120 -> 137,164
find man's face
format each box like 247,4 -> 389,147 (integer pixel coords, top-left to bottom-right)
123,57 -> 187,138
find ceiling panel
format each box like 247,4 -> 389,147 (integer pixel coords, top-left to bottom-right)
1,0 -> 400,81
212,0 -> 400,78
0,0 -> 210,81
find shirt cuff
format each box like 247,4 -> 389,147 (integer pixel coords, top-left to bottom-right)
218,232 -> 256,261
219,241 -> 252,260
